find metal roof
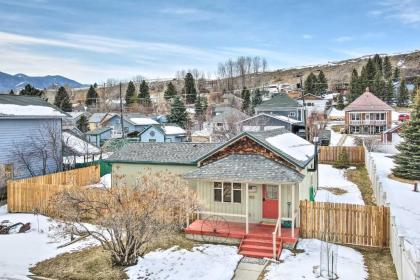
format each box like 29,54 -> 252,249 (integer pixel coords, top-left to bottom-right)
345,90 -> 393,112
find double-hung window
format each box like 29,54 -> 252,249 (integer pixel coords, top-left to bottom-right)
214,182 -> 242,203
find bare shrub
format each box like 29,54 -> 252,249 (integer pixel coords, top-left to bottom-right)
49,170 -> 199,266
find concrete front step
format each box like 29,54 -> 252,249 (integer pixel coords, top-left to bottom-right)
240,244 -> 274,253
239,250 -> 274,259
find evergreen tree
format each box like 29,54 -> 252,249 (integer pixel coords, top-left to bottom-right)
19,84 -> 43,96
397,78 -> 409,107
348,69 -> 361,102
393,90 -> 420,180
364,58 -> 376,89
304,72 -> 317,94
202,96 -> 208,113
8,89 -> 14,95
195,96 -> 203,117
372,71 -> 385,100
76,115 -> 89,133
393,67 -> 400,81
316,70 -> 328,95
385,79 -> 394,104
412,78 -> 420,102
241,88 -> 251,113
167,96 -> 189,128
251,89 -> 263,108
373,54 -> 383,72
93,82 -> 98,88
164,82 -> 177,100
336,94 -> 345,110
54,86 -> 72,112
382,56 -> 392,80
139,80 -> 151,106
184,73 -> 197,104
125,81 -> 136,105
85,85 -> 98,106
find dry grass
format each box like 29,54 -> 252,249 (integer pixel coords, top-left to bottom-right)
350,246 -> 397,280
345,166 -> 375,206
388,173 -> 417,185
331,125 -> 345,133
30,234 -> 198,280
319,187 -> 348,195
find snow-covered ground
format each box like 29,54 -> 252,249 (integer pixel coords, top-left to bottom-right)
328,108 -> 345,120
126,245 -> 242,280
343,134 -> 356,146
370,153 -> 420,255
265,239 -> 367,280
316,164 -> 364,205
0,205 -> 96,279
326,121 -> 344,146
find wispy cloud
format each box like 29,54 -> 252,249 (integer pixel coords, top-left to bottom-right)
369,0 -> 420,25
334,36 -> 352,43
302,34 -> 313,39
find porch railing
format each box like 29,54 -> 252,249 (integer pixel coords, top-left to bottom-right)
272,217 -> 281,259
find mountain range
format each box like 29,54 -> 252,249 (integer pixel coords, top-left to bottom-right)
0,71 -> 85,93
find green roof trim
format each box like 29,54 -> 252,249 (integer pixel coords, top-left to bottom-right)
256,93 -> 302,108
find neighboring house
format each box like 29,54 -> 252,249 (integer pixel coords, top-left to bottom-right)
239,113 -> 305,136
381,124 -> 403,145
209,106 -> 248,135
255,93 -> 304,122
62,130 -> 101,165
344,89 -> 393,134
0,95 -> 68,184
295,94 -> 331,115
88,113 -> 108,131
107,128 -> 317,259
63,111 -> 89,130
101,113 -> 159,137
86,127 -> 112,147
138,124 -> 186,142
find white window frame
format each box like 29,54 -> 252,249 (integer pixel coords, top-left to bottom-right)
213,182 -> 242,204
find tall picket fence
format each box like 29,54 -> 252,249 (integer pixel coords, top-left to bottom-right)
300,200 -> 390,248
364,145 -> 420,280
318,146 -> 365,164
7,165 -> 100,215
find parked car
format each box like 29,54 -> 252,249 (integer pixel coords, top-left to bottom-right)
398,114 -> 410,122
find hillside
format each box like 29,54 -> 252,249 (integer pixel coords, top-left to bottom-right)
0,71 -> 85,93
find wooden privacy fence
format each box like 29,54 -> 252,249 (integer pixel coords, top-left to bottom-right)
300,200 -> 390,247
7,165 -> 100,214
319,146 -> 365,164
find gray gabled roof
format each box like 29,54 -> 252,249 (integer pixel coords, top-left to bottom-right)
256,93 -> 302,109
0,95 -> 70,118
106,142 -> 221,164
184,154 -> 304,184
86,127 -> 112,135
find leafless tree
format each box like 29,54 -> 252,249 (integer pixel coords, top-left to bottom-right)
262,58 -> 268,72
49,170 -> 199,266
252,56 -> 261,74
226,59 -> 235,91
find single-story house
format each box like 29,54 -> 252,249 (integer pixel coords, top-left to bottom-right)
255,93 -> 304,122
101,113 -> 160,137
295,93 -> 331,115
209,106 -> 248,135
86,127 -> 112,147
138,124 -> 186,142
238,113 -> 305,136
106,128 -> 318,259
88,113 -> 108,131
62,130 -> 102,165
0,95 -> 68,191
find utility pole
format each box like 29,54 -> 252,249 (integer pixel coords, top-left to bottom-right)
297,74 -> 308,140
119,82 -> 125,139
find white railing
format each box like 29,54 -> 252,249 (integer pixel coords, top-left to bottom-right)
364,144 -> 420,280
272,217 -> 281,259
349,120 -> 386,125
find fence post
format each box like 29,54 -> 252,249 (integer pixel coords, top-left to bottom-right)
399,235 -> 405,280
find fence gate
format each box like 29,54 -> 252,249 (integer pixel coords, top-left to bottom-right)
300,200 -> 390,247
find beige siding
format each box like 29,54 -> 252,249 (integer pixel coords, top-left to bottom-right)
111,163 -> 196,187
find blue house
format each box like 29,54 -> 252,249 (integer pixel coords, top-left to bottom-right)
101,113 -> 159,137
138,125 -> 187,142
0,95 -> 68,195
86,127 -> 112,146
255,93 -> 304,121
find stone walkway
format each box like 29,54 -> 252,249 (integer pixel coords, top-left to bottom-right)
233,257 -> 268,280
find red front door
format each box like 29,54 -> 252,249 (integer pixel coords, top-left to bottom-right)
262,185 -> 279,219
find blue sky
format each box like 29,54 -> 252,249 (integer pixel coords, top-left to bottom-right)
0,0 -> 419,84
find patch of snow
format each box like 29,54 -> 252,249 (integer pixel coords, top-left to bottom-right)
129,118 -> 159,125
265,239 -> 367,280
87,174 -> 112,189
266,132 -> 314,161
326,121 -> 344,146
343,135 -> 356,146
186,108 -> 196,114
125,244 -> 241,280
328,108 -> 345,120
370,153 -> 420,256
62,132 -> 101,155
316,164 -> 365,205
163,125 -> 186,135
0,205 -> 96,279
396,59 -> 405,67
0,104 -> 67,117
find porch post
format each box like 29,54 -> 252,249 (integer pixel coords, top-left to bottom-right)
245,183 -> 249,234
278,184 -> 282,237
292,184 -> 295,238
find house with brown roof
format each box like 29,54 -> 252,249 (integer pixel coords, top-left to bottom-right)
344,89 -> 393,134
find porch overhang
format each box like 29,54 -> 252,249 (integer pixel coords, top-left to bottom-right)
184,154 -> 304,184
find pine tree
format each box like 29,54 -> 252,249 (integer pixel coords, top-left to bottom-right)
251,89 -> 263,108
397,78 -> 409,107
77,115 -> 89,133
304,72 -> 317,94
385,79 -> 394,104
393,90 -> 420,180
393,67 -> 400,81
164,82 -> 177,100
8,89 -> 14,95
184,73 -> 197,104
382,56 -> 392,80
19,84 -> 43,96
412,78 -> 420,102
373,54 -> 383,73
316,70 -> 328,95
54,86 -> 72,112
202,96 -> 208,113
241,88 -> 251,113
348,69 -> 361,102
93,82 -> 98,88
364,58 -> 376,89
372,71 -> 385,100
167,96 -> 189,128
85,85 -> 98,106
125,81 -> 136,105
195,96 -> 203,118
139,80 -> 151,106
336,94 -> 345,110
